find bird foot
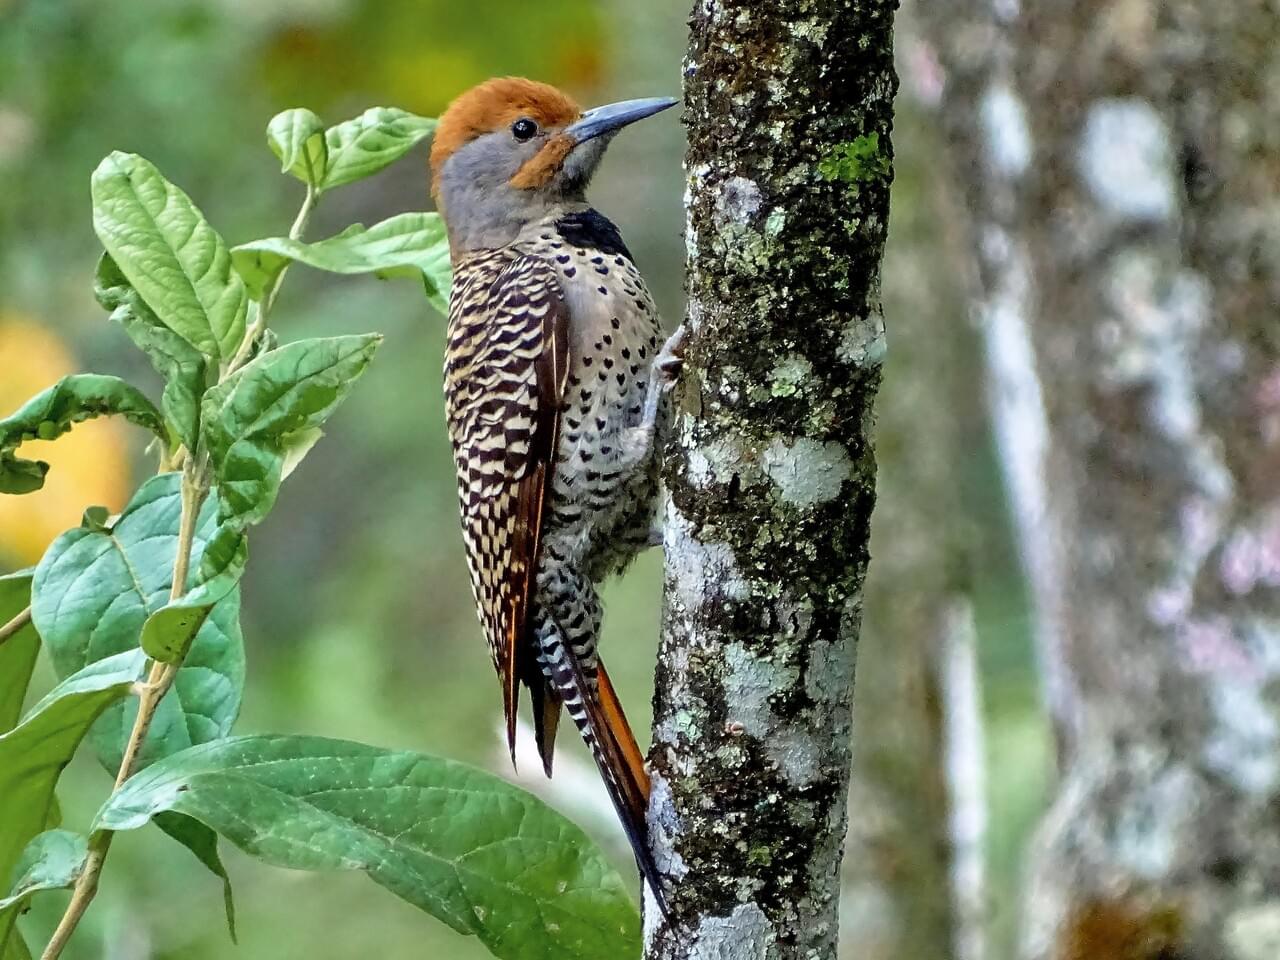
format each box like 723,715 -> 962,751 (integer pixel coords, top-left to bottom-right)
653,326 -> 687,391
622,327 -> 688,472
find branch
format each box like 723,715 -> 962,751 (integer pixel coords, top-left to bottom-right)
224,182 -> 317,375
0,605 -> 31,647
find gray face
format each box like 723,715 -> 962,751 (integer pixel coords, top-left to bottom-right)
435,127 -> 608,253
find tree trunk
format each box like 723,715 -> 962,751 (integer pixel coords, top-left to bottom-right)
921,1 -> 1280,957
646,3 -> 898,958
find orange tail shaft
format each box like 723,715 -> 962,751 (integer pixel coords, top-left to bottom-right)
547,650 -> 668,918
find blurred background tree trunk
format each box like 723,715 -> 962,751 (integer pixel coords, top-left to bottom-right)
920,1 -> 1280,957
646,2 -> 897,957
842,100 -> 989,960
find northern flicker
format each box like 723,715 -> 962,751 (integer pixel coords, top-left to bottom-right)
430,78 -> 683,909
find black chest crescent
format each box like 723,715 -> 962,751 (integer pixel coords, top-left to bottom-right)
553,210 -> 634,260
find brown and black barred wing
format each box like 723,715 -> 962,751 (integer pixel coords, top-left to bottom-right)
443,253 -> 569,765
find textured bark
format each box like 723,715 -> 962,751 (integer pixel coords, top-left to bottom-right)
645,2 -> 898,958
921,0 -> 1280,957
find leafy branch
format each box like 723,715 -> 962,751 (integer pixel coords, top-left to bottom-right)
0,104 -> 641,960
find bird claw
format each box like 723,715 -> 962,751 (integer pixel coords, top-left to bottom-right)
654,326 -> 687,391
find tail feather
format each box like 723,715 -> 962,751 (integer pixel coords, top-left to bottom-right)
596,664 -> 650,820
529,678 -> 562,779
546,648 -> 669,920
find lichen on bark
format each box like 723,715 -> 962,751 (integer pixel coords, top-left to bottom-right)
647,2 -> 899,958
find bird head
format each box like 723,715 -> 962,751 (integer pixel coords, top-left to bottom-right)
430,77 -> 677,252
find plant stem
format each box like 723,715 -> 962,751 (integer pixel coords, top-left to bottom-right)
0,605 -> 31,647
112,466 -> 204,786
39,456 -> 208,960
39,831 -> 110,960
224,183 -> 318,375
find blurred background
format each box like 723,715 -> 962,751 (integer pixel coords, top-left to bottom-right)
0,1 -> 1047,958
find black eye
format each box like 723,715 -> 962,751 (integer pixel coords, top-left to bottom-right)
511,118 -> 538,142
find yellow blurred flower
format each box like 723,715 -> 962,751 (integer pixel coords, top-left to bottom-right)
0,314 -> 130,566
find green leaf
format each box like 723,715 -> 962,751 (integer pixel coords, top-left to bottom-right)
231,213 -> 452,312
96,253 -> 208,451
80,505 -> 111,531
96,735 -> 642,960
154,812 -> 237,940
31,473 -> 244,773
91,151 -> 247,361
267,108 -> 328,186
0,830 -> 88,914
280,426 -> 324,481
0,651 -> 143,960
0,375 -> 166,494
201,335 -> 380,532
141,519 -> 248,666
320,108 -> 436,191
2,929 -> 29,960
0,571 -> 38,734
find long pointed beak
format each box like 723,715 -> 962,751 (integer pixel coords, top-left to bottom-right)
565,96 -> 679,145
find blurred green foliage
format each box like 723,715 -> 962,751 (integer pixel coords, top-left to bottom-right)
0,1 -> 1049,957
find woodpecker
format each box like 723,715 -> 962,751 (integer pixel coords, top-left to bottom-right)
430,78 -> 682,909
